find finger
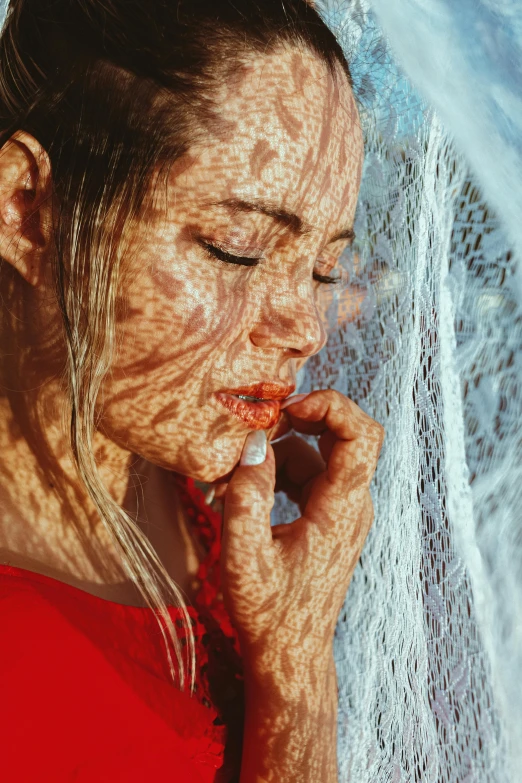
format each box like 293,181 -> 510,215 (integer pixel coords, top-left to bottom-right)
281,390 -> 376,439
282,390 -> 384,480
223,431 -> 276,560
317,429 -> 337,465
303,471 -> 374,541
280,391 -> 383,529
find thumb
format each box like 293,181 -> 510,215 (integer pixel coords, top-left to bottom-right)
223,430 -> 276,555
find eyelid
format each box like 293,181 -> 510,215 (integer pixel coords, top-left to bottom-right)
200,240 -> 262,268
199,236 -> 351,284
199,237 -> 264,259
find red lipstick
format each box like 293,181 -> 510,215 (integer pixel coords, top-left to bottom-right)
214,382 -> 295,430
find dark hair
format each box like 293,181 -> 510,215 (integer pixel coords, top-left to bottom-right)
0,0 -> 353,691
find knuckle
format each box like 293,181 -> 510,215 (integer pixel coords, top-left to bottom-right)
374,420 -> 385,439
319,388 -> 341,409
368,418 -> 385,438
323,388 -> 340,401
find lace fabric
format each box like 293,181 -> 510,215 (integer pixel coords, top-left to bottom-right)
270,2 -> 522,780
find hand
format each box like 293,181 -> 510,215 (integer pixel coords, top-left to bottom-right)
272,432 -> 326,514
220,389 -> 384,680
209,427 -> 325,512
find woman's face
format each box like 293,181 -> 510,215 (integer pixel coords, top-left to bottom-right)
101,47 -> 364,483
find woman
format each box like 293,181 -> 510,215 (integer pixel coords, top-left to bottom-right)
0,0 -> 383,781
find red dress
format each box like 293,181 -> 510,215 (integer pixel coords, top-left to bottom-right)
0,476 -> 245,782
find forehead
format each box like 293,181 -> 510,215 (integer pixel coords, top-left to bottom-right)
170,46 -> 363,235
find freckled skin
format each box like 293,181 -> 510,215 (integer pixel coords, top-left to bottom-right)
0,45 -> 383,782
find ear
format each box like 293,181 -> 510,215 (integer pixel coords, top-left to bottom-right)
0,130 -> 52,287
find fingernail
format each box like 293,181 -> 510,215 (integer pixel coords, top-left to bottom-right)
279,393 -> 309,410
240,430 -> 267,466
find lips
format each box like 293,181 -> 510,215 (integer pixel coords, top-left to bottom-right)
222,382 -> 296,401
214,382 -> 295,430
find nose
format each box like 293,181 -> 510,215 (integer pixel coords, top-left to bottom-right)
248,284 -> 327,358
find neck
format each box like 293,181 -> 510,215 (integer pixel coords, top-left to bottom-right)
0,379 -> 204,606
0,376 -> 142,584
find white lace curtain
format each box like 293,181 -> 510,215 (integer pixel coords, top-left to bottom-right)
276,2 -> 522,780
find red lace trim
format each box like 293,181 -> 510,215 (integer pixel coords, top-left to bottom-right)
172,475 -> 244,776
173,478 -> 239,650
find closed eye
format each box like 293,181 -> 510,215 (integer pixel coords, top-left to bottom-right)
313,270 -> 342,284
201,241 -> 344,285
201,242 -> 259,267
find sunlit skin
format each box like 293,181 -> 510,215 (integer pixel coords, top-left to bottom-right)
104,48 -> 363,481
0,44 -> 384,782
0,46 -> 366,595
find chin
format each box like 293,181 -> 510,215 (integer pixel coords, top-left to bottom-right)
142,452 -> 237,484
108,424 -> 244,484
177,431 -> 245,484
184,462 -> 236,485
166,442 -> 241,485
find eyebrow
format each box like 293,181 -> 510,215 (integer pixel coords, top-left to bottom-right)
209,197 -> 356,245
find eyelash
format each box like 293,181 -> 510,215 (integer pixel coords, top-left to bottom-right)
201,242 -> 341,284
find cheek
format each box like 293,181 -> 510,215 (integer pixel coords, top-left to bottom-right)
114,263 -> 239,371
98,262 -> 251,477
